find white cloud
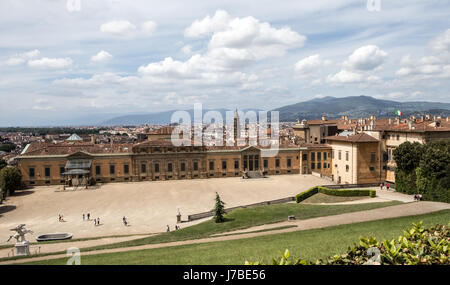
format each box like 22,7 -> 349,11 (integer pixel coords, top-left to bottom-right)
91,50 -> 113,63
294,54 -> 330,75
138,10 -> 305,87
181,45 -> 192,55
184,10 -> 231,38
396,30 -> 450,79
5,49 -> 40,66
343,45 -> 387,71
100,20 -> 136,36
431,28 -> 450,54
141,21 -> 157,35
28,57 -> 73,69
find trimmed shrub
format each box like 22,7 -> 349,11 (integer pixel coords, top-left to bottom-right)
295,186 -> 376,203
295,187 -> 318,203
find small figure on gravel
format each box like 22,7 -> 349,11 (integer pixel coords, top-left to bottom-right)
379,183 -> 383,190
87,213 -> 90,220
167,225 -> 170,232
386,183 -> 390,190
83,214 -> 85,221
123,216 -> 128,226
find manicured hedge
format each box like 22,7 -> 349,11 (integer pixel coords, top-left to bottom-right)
295,186 -> 376,203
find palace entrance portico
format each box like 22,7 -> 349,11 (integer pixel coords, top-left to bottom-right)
241,146 -> 262,178
62,152 -> 93,189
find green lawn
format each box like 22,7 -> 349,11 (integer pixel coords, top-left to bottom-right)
301,193 -> 367,204
77,200 -> 402,252
25,209 -> 450,265
0,200 -> 402,263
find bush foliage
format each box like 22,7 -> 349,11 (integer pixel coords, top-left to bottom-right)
295,186 -> 376,203
246,222 -> 449,265
394,140 -> 449,203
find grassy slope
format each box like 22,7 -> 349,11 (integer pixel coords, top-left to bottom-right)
26,209 -> 450,265
301,193 -> 367,204
78,201 -> 402,252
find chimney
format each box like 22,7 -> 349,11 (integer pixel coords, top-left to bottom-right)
341,115 -> 346,120
322,115 -> 327,121
297,118 -> 301,124
408,121 -> 412,129
388,118 -> 392,124
447,117 -> 449,122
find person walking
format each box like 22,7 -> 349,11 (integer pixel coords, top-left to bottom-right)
166,225 -> 170,232
386,183 -> 390,190
379,183 -> 383,190
83,214 -> 85,221
87,213 -> 90,220
97,218 -> 100,225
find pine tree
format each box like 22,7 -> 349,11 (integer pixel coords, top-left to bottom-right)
213,192 -> 226,223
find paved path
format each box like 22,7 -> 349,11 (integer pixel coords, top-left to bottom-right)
1,201 -> 448,265
0,234 -> 153,259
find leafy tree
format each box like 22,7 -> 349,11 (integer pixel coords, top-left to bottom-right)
213,192 -> 226,223
393,141 -> 424,172
0,167 -> 22,196
0,158 -> 6,170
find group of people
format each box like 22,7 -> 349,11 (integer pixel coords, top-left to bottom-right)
379,182 -> 391,190
166,224 -> 181,232
414,194 -> 423,202
81,213 -> 101,226
58,214 -> 65,222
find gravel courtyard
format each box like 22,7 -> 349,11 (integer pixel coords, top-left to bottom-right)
0,175 -> 330,244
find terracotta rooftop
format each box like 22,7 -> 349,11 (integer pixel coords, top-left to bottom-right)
20,141 -> 134,156
325,133 -> 379,143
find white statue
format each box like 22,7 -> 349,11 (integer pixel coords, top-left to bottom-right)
7,224 -> 33,243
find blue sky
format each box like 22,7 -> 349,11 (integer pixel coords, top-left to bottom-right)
0,0 -> 449,126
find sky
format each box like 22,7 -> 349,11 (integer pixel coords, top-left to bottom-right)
0,0 -> 449,126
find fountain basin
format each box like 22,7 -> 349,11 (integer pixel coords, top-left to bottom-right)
36,233 -> 73,242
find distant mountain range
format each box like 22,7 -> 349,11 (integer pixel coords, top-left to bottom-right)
273,95 -> 450,122
100,96 -> 450,126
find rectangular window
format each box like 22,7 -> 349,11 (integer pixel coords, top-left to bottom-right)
29,167 -> 35,178
324,152 -> 327,160
302,154 -> 308,161
311,162 -> 315,170
397,135 -> 400,141
338,151 -> 342,160
59,167 -> 65,176
168,163 -> 173,172
275,158 -> 280,168
370,152 -> 376,163
181,162 -> 186,172
154,163 -> 160,173
193,161 -> 198,171
124,164 -> 129,175
346,165 -> 349,172
235,160 -> 239,169
317,152 -> 321,160
141,164 -> 146,173
255,156 -> 259,169
95,165 -> 101,175
311,152 -> 315,161
287,158 -> 292,168
332,150 -> 335,159
209,161 -> 214,171
370,166 -> 375,171
263,159 -> 268,168
110,165 -> 115,175
346,151 -> 349,161
222,161 -> 227,170
317,163 -> 321,169
323,162 -> 327,169
45,167 -> 50,177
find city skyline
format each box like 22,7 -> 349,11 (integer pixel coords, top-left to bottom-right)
1,1 -> 449,126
